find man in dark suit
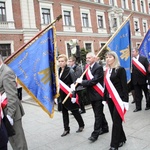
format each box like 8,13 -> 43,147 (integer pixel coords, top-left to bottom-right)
68,56 -> 86,114
132,47 -> 150,112
76,52 -> 109,142
0,56 -> 28,150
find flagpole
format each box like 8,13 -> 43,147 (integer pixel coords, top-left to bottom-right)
62,12 -> 133,104
4,15 -> 62,64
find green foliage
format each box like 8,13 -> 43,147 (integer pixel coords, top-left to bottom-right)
80,47 -> 88,65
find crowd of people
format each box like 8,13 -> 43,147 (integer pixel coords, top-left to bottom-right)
1,46 -> 150,150
57,47 -> 150,150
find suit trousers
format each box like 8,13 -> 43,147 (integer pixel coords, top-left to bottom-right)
0,120 -> 8,150
9,119 -> 28,150
107,98 -> 126,148
62,104 -> 84,131
91,100 -> 108,139
134,83 -> 150,109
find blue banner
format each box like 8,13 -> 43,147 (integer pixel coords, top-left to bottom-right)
8,27 -> 57,117
108,21 -> 131,82
139,29 -> 150,62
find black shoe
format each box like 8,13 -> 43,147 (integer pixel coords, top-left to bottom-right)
133,108 -> 141,112
99,128 -> 109,135
118,141 -> 126,147
109,147 -> 118,150
88,136 -> 97,142
76,127 -> 84,133
80,110 -> 86,114
61,130 -> 70,137
131,100 -> 135,104
145,107 -> 150,110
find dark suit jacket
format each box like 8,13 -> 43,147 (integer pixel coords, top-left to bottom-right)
104,67 -> 128,103
59,65 -> 79,110
132,56 -> 149,85
81,62 -> 103,101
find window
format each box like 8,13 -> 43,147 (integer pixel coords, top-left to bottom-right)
61,5 -> 75,32
95,0 -> 101,3
122,0 -> 126,9
135,21 -> 139,31
110,0 -> 115,6
149,3 -> 150,14
113,18 -> 117,27
64,11 -> 71,26
67,43 -> 71,57
141,1 -> 144,13
82,13 -> 89,27
98,15 -> 103,28
0,2 -> 6,22
0,44 -> 11,59
132,0 -> 136,11
42,8 -> 51,24
85,43 -> 92,52
143,22 -> 147,33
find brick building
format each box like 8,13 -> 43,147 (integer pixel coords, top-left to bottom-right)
0,0 -> 150,59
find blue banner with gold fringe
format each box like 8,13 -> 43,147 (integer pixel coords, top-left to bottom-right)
108,21 -> 131,82
8,27 -> 58,118
139,29 -> 150,62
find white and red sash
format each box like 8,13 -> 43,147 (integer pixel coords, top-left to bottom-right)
85,65 -> 104,97
0,93 -> 5,120
104,69 -> 126,121
132,57 -> 146,76
1,92 -> 8,109
59,79 -> 79,105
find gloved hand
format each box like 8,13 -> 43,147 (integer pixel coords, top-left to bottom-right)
54,98 -> 58,104
70,83 -> 75,91
147,85 -> 150,89
71,97 -> 76,103
102,101 -> 106,105
7,115 -> 14,126
76,78 -> 83,83
123,102 -> 129,111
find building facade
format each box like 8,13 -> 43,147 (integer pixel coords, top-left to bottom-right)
0,0 -> 150,59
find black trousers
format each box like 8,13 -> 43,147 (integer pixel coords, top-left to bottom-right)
91,100 -> 108,138
77,90 -> 86,112
107,98 -> 126,149
62,104 -> 84,131
134,84 -> 150,109
0,121 -> 8,150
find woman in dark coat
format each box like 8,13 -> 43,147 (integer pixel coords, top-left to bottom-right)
58,54 -> 84,137
104,51 -> 129,150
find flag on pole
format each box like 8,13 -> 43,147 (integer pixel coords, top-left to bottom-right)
107,21 -> 131,82
139,28 -> 150,62
7,26 -> 58,118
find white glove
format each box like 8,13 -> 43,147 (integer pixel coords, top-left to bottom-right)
71,97 -> 76,103
76,78 -> 83,83
102,101 -> 106,105
123,102 -> 129,111
147,85 -> 150,89
54,98 -> 58,104
7,115 -> 14,126
70,83 -> 75,91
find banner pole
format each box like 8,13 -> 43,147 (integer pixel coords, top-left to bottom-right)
5,15 -> 62,64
